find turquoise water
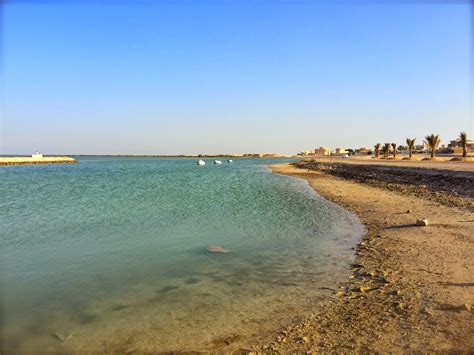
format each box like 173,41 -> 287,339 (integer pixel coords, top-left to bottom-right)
1,157 -> 363,352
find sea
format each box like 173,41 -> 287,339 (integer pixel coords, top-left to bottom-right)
0,157 -> 364,352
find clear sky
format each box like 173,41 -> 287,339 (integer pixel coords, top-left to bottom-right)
1,1 -> 472,155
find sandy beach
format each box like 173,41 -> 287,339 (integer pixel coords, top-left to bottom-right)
267,161 -> 474,352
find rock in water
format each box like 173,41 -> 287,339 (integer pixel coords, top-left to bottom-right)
207,245 -> 234,253
53,332 -> 74,342
415,218 -> 429,226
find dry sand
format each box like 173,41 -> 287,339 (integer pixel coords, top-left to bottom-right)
0,156 -> 76,166
265,162 -> 474,353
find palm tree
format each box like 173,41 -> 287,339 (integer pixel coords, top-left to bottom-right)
406,138 -> 416,159
383,143 -> 391,158
460,132 -> 468,158
374,143 -> 381,158
391,143 -> 397,159
424,134 -> 441,159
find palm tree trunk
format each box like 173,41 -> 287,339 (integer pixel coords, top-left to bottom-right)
409,149 -> 412,158
463,146 -> 467,158
431,149 -> 434,158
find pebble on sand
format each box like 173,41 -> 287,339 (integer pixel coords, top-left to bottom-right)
415,218 -> 429,226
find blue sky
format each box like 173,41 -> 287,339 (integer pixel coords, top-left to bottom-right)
1,1 -> 472,154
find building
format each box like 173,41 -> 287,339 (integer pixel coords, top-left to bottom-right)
355,147 -> 370,156
314,147 -> 331,156
448,138 -> 474,151
335,148 -> 348,155
298,150 -> 313,156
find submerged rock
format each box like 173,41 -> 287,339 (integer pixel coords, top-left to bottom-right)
52,332 -> 74,342
207,245 -> 234,253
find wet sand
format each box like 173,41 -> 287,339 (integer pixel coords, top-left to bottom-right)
267,162 -> 474,352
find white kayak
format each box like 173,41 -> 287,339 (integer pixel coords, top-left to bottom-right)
214,160 -> 222,165
197,159 -> 206,166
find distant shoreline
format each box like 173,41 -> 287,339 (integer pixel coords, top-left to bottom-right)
0,157 -> 76,166
74,154 -> 296,158
0,154 -> 295,167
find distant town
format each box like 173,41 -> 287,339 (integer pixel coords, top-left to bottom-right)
298,135 -> 474,157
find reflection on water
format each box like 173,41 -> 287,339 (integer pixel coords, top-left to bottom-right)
0,158 -> 363,352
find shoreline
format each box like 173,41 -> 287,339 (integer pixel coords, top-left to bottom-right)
266,162 -> 473,352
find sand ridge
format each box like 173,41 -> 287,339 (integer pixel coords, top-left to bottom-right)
0,156 -> 76,166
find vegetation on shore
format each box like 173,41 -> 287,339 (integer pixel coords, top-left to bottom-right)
374,143 -> 381,158
406,138 -> 416,159
424,134 -> 441,159
369,132 -> 470,161
391,143 -> 397,159
460,132 -> 468,158
382,143 -> 390,159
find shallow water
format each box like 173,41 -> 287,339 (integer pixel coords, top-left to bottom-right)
0,157 -> 364,352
